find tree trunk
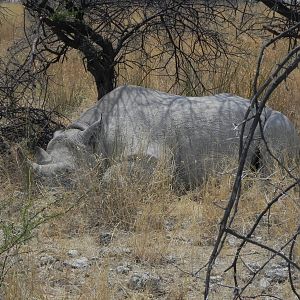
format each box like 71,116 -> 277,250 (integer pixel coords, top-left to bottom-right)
89,61 -> 115,100
78,41 -> 116,100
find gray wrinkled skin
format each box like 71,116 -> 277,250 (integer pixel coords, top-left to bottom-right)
27,85 -> 300,188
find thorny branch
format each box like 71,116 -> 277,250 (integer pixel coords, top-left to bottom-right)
232,228 -> 300,299
289,224 -> 300,299
0,14 -> 67,151
1,0 -> 257,150
20,0 -> 255,98
204,10 -> 300,300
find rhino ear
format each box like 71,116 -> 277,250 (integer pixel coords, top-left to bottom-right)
53,129 -> 64,138
36,147 -> 52,164
81,118 -> 103,146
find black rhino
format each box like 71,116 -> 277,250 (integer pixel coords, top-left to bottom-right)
21,85 -> 300,188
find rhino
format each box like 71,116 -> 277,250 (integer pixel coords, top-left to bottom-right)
22,85 -> 300,188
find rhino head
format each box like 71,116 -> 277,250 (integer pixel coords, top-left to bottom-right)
18,120 -> 103,187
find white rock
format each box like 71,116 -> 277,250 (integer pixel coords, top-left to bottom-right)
210,275 -> 223,284
163,255 -> 177,264
265,267 -> 288,283
116,264 -> 131,274
64,257 -> 90,269
67,249 -> 80,257
40,254 -> 56,266
259,277 -> 270,289
227,236 -> 237,246
128,272 -> 162,292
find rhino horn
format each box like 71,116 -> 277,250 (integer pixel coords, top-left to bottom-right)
17,148 -> 51,171
81,118 -> 103,146
36,147 -> 52,164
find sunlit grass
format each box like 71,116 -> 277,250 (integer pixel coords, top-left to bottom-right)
0,3 -> 299,299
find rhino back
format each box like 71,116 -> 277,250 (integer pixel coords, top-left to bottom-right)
94,86 -> 261,184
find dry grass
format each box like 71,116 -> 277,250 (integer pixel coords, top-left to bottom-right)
0,154 -> 299,299
0,3 -> 299,300
46,52 -> 98,117
0,4 -> 23,58
1,5 -> 298,126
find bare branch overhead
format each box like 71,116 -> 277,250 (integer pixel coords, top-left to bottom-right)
20,0 -> 253,98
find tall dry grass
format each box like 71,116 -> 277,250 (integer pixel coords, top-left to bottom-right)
1,155 -> 299,298
0,3 -> 299,299
1,4 -> 299,128
0,4 -> 23,55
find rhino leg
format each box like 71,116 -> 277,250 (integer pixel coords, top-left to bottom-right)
250,146 -> 262,172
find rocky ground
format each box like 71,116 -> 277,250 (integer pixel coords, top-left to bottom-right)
9,213 -> 299,299
1,161 -> 299,299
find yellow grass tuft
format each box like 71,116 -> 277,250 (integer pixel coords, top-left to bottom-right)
0,4 -> 24,55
